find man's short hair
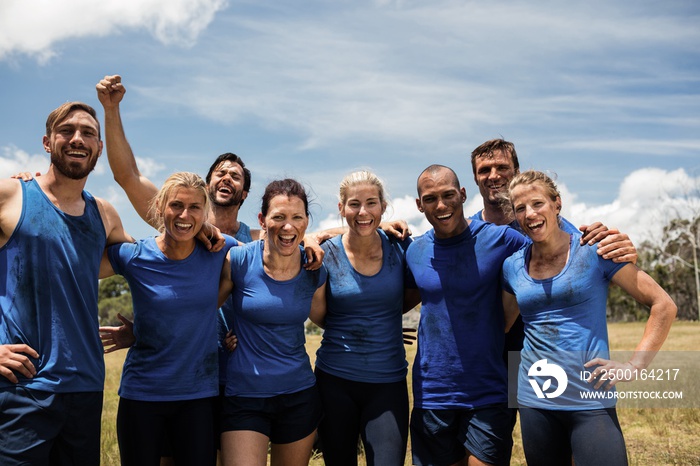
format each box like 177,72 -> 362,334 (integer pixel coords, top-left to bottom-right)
46,102 -> 101,139
470,139 -> 519,175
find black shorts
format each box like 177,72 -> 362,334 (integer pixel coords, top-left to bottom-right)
0,387 -> 102,466
221,385 -> 323,444
410,404 -> 513,466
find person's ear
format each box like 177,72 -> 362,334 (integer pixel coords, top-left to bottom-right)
415,198 -> 424,213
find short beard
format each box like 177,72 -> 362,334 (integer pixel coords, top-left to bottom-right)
210,188 -> 243,208
51,152 -> 97,180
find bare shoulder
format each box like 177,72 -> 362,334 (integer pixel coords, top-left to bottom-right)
0,179 -> 23,245
94,197 -> 133,245
0,178 -> 21,199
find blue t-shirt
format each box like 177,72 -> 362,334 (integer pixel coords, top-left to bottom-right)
502,237 -> 626,410
225,241 -> 327,397
0,180 -> 106,393
218,223 -> 254,386
405,220 -> 528,409
469,209 -> 580,237
108,235 -> 236,401
315,231 -> 411,383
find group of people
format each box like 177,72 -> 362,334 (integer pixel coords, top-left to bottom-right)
0,73 -> 676,466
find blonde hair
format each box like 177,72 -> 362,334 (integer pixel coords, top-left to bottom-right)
149,172 -> 210,232
508,170 -> 561,202
504,170 -> 563,227
338,170 -> 388,208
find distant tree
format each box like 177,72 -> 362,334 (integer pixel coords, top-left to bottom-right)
652,216 -> 700,321
608,172 -> 700,321
610,215 -> 700,321
98,276 -> 133,325
99,275 -> 130,300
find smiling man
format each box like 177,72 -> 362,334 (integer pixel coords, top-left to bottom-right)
0,102 -> 132,465
405,164 -> 528,466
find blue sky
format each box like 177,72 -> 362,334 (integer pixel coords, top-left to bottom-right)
1,0 -> 699,244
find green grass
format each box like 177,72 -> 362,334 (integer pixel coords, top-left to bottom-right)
100,321 -> 700,465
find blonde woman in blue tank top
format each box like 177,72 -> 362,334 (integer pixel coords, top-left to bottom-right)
310,170 -> 421,466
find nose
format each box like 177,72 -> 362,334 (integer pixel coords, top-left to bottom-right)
69,130 -> 85,146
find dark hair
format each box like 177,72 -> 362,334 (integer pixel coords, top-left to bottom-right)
205,152 -> 251,193
46,102 -> 101,139
470,138 -> 519,175
261,179 -> 310,217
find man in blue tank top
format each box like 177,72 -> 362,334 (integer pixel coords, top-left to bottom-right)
0,102 -> 132,465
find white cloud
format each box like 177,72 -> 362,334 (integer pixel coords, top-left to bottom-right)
0,145 -> 112,177
123,0 -> 699,157
568,168 -> 700,245
320,168 -> 700,247
134,156 -> 166,178
0,0 -> 228,62
0,146 -> 49,177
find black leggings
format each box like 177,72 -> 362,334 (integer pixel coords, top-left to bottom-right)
315,368 -> 409,466
116,397 -> 216,466
519,407 -> 628,466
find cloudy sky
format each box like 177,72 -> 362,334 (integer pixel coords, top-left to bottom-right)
1,0 -> 699,245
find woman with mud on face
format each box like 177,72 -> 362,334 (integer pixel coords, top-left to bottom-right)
500,170 -> 676,466
99,172 -> 238,466
217,178 -> 328,466
309,170 -> 421,466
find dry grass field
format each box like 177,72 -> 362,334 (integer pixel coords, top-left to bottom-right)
99,321 -> 699,465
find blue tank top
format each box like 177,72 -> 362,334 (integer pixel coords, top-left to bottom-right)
315,231 -> 410,383
0,180 -> 106,392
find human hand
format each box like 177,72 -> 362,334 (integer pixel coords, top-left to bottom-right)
578,222 -> 608,246
223,330 -> 238,352
595,229 -> 638,264
99,313 -> 136,354
403,327 -> 417,345
96,75 -> 126,109
198,222 -> 226,252
0,344 -> 39,383
11,172 -> 40,181
380,220 -> 412,240
302,236 -> 325,270
584,358 -> 638,390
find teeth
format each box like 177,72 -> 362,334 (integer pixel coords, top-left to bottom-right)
66,151 -> 87,157
528,221 -> 544,229
357,220 -> 372,225
279,235 -> 295,240
437,214 -> 451,220
175,222 -> 192,228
